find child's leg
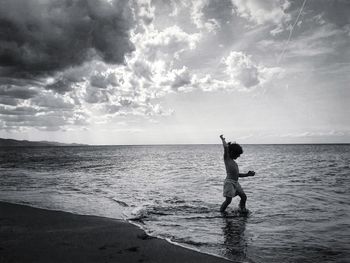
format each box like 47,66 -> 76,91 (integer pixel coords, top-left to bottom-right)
220,197 -> 232,212
235,186 -> 247,210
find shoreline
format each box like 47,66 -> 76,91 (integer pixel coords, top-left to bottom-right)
0,201 -> 232,263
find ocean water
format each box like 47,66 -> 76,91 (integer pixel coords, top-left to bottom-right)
0,144 -> 349,263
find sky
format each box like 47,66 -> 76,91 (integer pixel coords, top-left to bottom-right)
0,0 -> 349,145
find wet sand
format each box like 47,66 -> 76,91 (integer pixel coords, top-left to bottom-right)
0,201 -> 232,263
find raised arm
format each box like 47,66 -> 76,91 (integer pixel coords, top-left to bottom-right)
220,134 -> 228,148
220,135 -> 229,158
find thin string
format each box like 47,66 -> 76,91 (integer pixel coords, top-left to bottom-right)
277,0 -> 308,65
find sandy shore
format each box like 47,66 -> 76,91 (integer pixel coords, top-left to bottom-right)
0,201 -> 232,263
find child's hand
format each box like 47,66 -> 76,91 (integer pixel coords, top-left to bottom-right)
248,171 -> 255,177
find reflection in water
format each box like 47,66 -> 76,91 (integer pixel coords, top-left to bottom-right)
222,215 -> 249,262
1,145 -> 349,262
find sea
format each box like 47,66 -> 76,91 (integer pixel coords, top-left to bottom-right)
0,144 -> 349,263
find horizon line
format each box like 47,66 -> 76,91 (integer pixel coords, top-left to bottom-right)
1,137 -> 350,146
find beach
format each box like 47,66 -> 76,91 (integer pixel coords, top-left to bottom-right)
1,144 -> 349,262
0,201 -> 232,263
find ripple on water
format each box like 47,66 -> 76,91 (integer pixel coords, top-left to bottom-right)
0,144 -> 349,263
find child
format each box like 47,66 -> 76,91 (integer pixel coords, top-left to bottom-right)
219,135 -> 255,213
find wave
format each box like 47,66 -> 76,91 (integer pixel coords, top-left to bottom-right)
110,198 -> 129,207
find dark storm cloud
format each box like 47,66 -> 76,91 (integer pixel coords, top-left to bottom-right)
0,0 -> 135,76
0,76 -> 43,87
0,85 -> 38,99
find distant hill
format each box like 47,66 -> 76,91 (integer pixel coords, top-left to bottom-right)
0,138 -> 87,147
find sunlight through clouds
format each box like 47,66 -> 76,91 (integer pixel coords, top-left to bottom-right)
0,0 -> 349,143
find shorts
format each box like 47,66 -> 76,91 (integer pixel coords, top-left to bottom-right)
223,179 -> 243,198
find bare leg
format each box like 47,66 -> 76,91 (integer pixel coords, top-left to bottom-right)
237,191 -> 247,211
220,197 -> 232,212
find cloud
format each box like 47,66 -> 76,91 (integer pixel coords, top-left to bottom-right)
31,91 -> 75,109
169,67 -> 193,91
1,113 -> 81,131
133,25 -> 200,61
0,76 -> 43,87
0,0 -> 136,130
90,71 -> 119,89
190,0 -> 233,33
80,21 -> 202,118
221,51 -> 283,90
191,0 -> 215,31
0,0 -> 135,76
0,100 -> 89,131
159,67 -> 193,92
0,85 -> 90,131
0,105 -> 41,116
45,78 -> 76,94
0,97 -> 19,106
231,0 -> 290,25
231,0 -> 291,35
0,85 -> 39,99
44,61 -> 98,94
285,23 -> 349,58
0,0 -> 203,131
312,13 -> 326,26
258,22 -> 350,61
133,0 -> 155,26
223,52 -> 259,88
1,1 -> 294,132
83,85 -> 109,104
116,22 -> 202,97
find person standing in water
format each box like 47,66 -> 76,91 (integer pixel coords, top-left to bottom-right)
220,135 -> 255,213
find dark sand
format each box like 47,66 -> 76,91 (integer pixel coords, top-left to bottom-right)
0,202 -> 232,263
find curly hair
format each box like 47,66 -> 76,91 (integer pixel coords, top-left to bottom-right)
225,142 -> 243,159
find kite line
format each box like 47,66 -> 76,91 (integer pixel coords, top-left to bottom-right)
277,0 -> 308,64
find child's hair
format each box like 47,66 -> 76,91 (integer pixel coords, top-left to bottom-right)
226,142 -> 243,159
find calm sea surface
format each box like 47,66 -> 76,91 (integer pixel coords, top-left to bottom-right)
0,144 -> 349,263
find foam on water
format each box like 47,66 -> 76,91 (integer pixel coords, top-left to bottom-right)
1,144 -> 349,263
